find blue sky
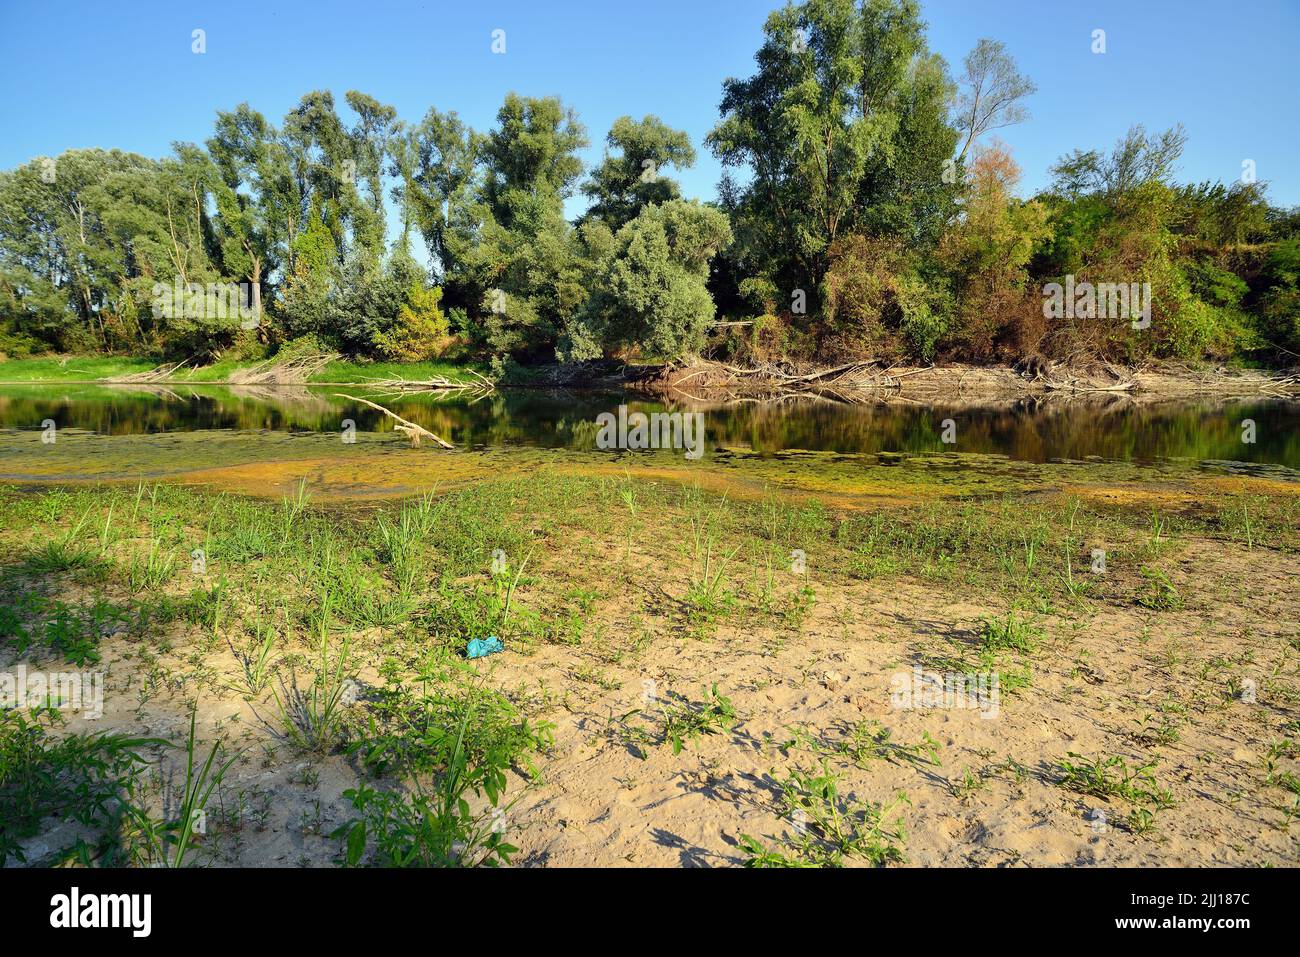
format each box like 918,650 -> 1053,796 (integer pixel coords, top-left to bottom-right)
1,0 -> 1296,215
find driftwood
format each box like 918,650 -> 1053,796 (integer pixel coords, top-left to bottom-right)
359,369 -> 496,396
229,352 -> 338,385
718,360 -> 877,383
1041,372 -> 1137,394
691,359 -> 922,402
102,358 -> 193,383
333,393 -> 454,449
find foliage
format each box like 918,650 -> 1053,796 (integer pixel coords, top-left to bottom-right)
373,280 -> 449,361
335,663 -> 552,868
0,709 -> 162,865
572,200 -> 732,360
581,115 -> 696,230
740,762 -> 908,867
709,0 -> 960,310
0,3 -> 1295,368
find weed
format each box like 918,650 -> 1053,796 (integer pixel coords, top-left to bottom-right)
230,615 -> 278,698
979,610 -> 1042,654
785,720 -> 942,770
660,684 -> 737,755
0,709 -> 164,865
23,512 -> 101,575
1135,566 -> 1182,611
349,660 -> 552,781
740,762 -> 908,867
336,673 -> 550,868
1133,711 -> 1181,747
131,708 -> 239,868
1057,752 -> 1175,827
129,539 -> 177,592
274,633 -> 355,753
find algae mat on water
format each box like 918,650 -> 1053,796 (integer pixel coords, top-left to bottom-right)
2,426 -> 1297,507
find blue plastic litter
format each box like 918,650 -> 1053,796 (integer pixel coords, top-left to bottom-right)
466,635 -> 504,659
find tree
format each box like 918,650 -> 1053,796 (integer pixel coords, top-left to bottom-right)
481,93 -> 587,233
278,200 -> 337,340
857,51 -> 963,249
1049,125 -> 1188,202
581,116 -> 696,230
954,38 -> 1035,161
345,90 -> 399,264
709,0 -> 960,310
395,109 -> 483,284
941,144 -> 1051,357
573,200 -> 732,360
1258,239 -> 1300,354
1172,181 -> 1271,246
454,94 -> 590,357
207,104 -> 285,324
373,278 -> 449,361
281,91 -> 366,266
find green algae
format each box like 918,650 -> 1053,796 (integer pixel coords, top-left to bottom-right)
3,424 -> 1295,511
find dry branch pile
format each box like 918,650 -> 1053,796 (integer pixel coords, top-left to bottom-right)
646,358 -> 1300,404
359,369 -> 496,399
101,359 -> 193,383
660,359 -> 935,402
228,352 -> 339,386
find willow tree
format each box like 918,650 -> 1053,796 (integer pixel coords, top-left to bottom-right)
455,94 -> 590,356
581,115 -> 696,231
709,0 -> 958,313
207,104 -> 288,322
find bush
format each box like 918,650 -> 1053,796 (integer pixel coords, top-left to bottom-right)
574,200 -> 732,361
373,283 -> 450,361
822,236 -> 951,361
1258,240 -> 1300,355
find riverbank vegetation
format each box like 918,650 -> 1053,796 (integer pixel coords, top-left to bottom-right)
1,0 -> 1296,376
0,354 -> 478,385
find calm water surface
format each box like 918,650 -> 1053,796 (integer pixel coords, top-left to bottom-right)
0,384 -> 1297,468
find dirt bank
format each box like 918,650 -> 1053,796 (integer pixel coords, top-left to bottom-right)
637,360 -> 1300,404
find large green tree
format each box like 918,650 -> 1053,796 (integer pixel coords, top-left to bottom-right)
581,116 -> 696,230
573,200 -> 732,360
708,0 -> 960,312
452,94 -> 590,357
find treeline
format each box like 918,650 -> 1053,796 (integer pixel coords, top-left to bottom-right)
1,0 -> 1297,370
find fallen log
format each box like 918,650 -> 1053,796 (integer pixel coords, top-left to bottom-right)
360,369 -> 496,394
333,393 -> 455,449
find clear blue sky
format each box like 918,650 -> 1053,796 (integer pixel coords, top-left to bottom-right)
1,0 -> 1296,213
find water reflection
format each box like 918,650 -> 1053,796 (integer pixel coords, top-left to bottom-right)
0,384 -> 1296,468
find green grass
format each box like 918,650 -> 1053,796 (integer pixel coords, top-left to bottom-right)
1056,752 -> 1176,832
0,356 -> 158,382
0,709 -> 165,865
0,457 -> 1292,867
979,610 -> 1043,654
740,762 -> 909,868
0,354 -> 485,384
